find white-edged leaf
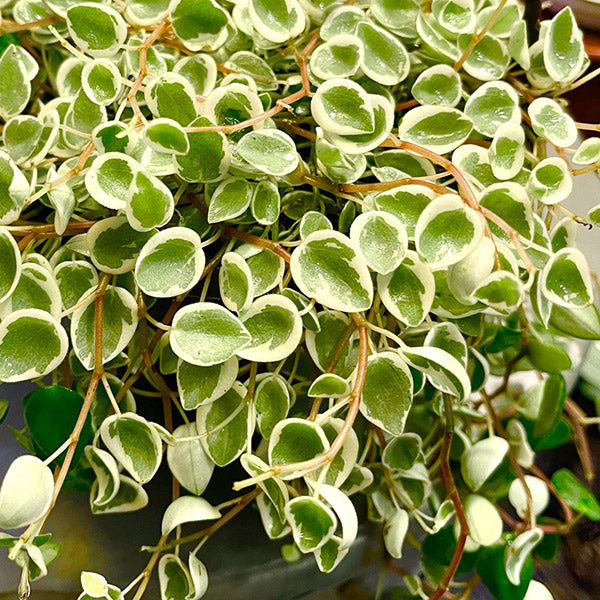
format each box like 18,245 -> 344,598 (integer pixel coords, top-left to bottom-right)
544,7 -> 585,83
285,496 -> 337,553
161,496 -> 221,536
377,250 -> 435,327
350,211 -> 408,274
383,508 -> 409,559
135,227 -> 205,298
528,98 -> 577,148
398,106 -> 473,155
237,294 -> 303,362
360,351 -> 413,436
167,423 -> 215,496
508,476 -> 550,519
464,81 -> 520,138
85,445 -> 121,507
71,286 -> 138,370
463,494 -> 502,546
505,528 -> 544,586
176,356 -> 238,410
0,455 -> 54,529
401,345 -> 471,401
541,247 -> 593,308
0,309 -> 68,382
461,436 -> 509,491
311,78 -> 375,136
100,412 -> 162,484
237,130 -> 298,176
415,195 -> 484,269
290,230 -> 373,313
170,302 -> 251,367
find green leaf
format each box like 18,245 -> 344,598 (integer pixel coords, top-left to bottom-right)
415,195 -> 484,268
174,116 -> 230,183
350,210 -> 408,274
378,251 -> 435,327
527,324 -> 571,373
305,310 -> 356,377
224,51 -> 278,92
0,400 -> 7,426
473,271 -> 523,314
310,35 -> 363,80
238,294 -> 302,362
251,179 -> 281,225
311,78 -> 375,135
24,385 -> 92,467
238,129 -> 298,176
171,302 -> 251,367
248,0 -> 306,44
464,81 -> 520,138
321,6 -> 366,41
411,65 -> 462,107
528,98 -> 577,148
71,286 -> 138,370
66,4 -> 127,58
175,53 -> 217,97
135,227 -> 205,298
478,544 -> 533,600
0,309 -> 68,382
356,21 -> 410,85
382,434 -> 422,471
100,412 -> 163,484
170,0 -> 230,51
285,496 -> 337,553
208,177 -> 254,223
88,216 -> 153,275
54,260 -> 98,311
544,7 -> 585,83
398,106 -> 473,154
291,230 -> 373,312
551,468 -> 600,520
509,21 -> 530,69
255,374 -> 292,439
145,118 -> 190,155
197,381 -> 251,466
541,248 -> 593,308
425,322 -> 467,367
361,351 -> 413,436
177,356 -> 238,410
0,45 -> 31,119
0,226 -> 21,303
432,0 -> 475,34
161,496 -> 221,536
0,262 -> 61,318
315,128 -> 367,184
0,455 -> 54,529
238,245 -> 285,297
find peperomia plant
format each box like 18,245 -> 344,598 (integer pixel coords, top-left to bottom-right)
0,1 -> 600,599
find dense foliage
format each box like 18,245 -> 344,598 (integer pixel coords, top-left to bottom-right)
0,1 -> 599,599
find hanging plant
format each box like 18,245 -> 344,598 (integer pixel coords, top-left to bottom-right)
0,1 -> 599,600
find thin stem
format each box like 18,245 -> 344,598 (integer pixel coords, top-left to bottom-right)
428,395 -> 469,600
233,316 -> 369,489
563,398 -> 594,482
